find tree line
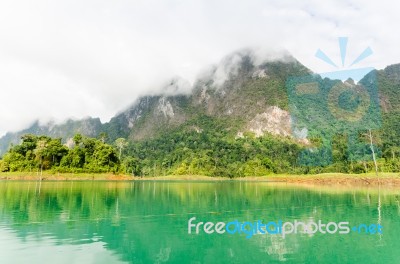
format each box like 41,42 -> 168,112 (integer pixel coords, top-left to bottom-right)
0,134 -> 140,175
0,113 -> 399,177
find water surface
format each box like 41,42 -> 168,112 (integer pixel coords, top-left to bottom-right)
0,181 -> 399,263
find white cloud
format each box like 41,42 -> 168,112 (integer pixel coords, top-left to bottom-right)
0,0 -> 399,135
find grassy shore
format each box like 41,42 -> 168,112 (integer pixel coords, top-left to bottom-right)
0,171 -> 133,181
1,171 -> 400,186
267,172 -> 400,186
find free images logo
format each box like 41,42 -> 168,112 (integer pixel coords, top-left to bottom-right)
287,37 -> 381,166
188,217 -> 383,239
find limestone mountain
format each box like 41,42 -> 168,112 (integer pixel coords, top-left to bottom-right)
1,49 -> 399,158
102,49 -> 310,143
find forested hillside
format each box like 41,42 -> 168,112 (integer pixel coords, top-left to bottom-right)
0,50 -> 399,176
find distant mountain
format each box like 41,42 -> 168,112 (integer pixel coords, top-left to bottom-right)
1,48 -> 400,157
102,49 -> 310,142
0,118 -> 102,155
376,64 -> 400,113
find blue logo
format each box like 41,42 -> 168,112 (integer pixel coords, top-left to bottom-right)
188,217 -> 383,239
287,37 -> 381,166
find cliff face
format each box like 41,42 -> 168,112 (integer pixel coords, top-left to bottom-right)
1,49 -> 399,156
100,49 -> 309,143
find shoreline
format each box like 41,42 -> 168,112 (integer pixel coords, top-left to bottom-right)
0,172 -> 400,186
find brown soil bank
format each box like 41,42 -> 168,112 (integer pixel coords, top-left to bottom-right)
0,172 -> 399,187
0,173 -> 133,181
268,175 -> 400,187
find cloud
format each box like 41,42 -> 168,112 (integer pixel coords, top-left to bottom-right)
0,0 -> 399,135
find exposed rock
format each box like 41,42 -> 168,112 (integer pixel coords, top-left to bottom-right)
157,97 -> 174,118
252,69 -> 269,79
235,132 -> 244,139
379,94 -> 392,113
199,86 -> 210,103
247,106 -> 291,137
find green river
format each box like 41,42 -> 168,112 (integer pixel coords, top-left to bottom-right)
0,181 -> 398,263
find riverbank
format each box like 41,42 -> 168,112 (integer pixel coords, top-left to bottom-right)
267,173 -> 400,186
1,171 -> 400,186
133,173 -> 400,186
0,172 -> 133,181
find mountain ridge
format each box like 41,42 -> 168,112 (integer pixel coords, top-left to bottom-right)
1,48 -> 400,157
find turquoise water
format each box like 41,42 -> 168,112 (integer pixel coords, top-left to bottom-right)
0,181 -> 399,263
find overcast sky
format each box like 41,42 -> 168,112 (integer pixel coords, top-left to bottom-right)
0,0 -> 399,135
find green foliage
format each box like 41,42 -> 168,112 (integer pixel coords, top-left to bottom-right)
123,115 -> 303,177
2,64 -> 400,177
121,156 -> 142,176
2,110 -> 399,176
0,134 -> 120,174
122,111 -> 400,177
0,135 -> 68,172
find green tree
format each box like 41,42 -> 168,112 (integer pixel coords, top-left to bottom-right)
115,138 -> 128,160
34,139 -> 47,177
122,156 -> 141,176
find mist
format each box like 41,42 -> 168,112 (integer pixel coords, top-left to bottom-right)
1,0 -> 399,135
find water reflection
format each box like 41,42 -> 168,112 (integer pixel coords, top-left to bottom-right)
0,228 -> 127,264
0,181 -> 399,263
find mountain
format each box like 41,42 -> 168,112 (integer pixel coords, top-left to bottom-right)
0,118 -> 102,155
103,49 -> 310,142
375,64 -> 400,113
0,49 -> 309,154
1,48 -> 400,162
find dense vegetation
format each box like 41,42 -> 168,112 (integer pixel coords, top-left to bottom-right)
123,115 -> 399,177
1,111 -> 399,178
1,60 -> 399,177
0,134 -> 122,173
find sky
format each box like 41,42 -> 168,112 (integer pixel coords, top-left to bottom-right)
0,0 -> 399,135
